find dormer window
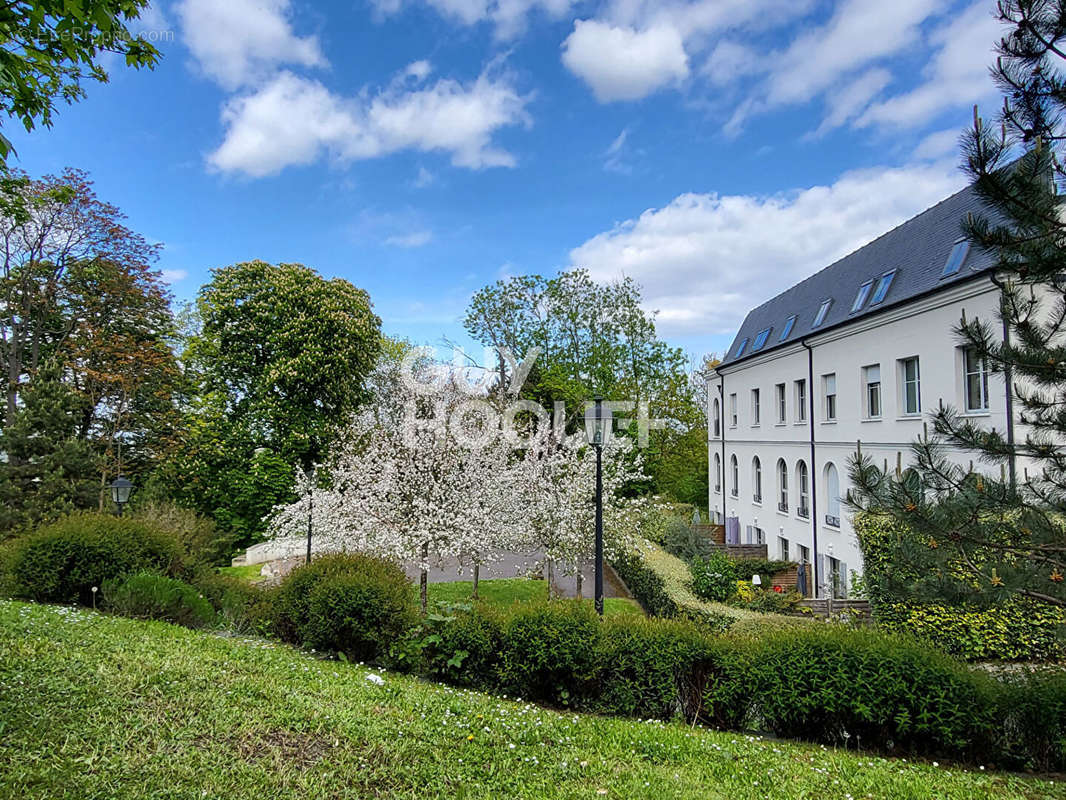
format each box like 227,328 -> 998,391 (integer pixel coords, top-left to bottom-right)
870,270 -> 895,305
752,327 -> 772,351
812,299 -> 832,328
942,239 -> 970,278
851,280 -> 873,313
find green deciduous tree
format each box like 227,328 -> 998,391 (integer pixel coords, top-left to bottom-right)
170,261 -> 382,552
0,1 -> 160,158
463,269 -> 706,505
849,1 -> 1066,609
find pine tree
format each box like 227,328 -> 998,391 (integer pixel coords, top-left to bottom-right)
0,360 -> 99,534
849,1 -> 1066,609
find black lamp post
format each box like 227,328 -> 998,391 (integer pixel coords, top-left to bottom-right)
586,396 -> 607,616
109,475 -> 134,517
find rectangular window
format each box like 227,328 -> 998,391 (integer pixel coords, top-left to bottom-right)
798,544 -> 810,564
900,357 -> 921,415
795,379 -> 807,422
776,383 -> 786,423
729,393 -> 738,427
863,364 -> 881,419
870,270 -> 895,305
751,388 -> 761,425
851,280 -> 873,313
813,299 -> 832,328
964,347 -> 990,412
778,537 -> 789,561
733,337 -> 749,358
780,315 -> 797,341
752,328 -> 772,351
942,239 -> 970,278
823,373 -> 837,421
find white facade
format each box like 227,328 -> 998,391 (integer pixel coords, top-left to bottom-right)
709,277 -> 1012,597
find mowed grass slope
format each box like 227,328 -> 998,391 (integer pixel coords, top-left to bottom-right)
0,601 -> 1060,800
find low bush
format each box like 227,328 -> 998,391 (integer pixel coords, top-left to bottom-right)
728,582 -> 804,614
103,572 -> 218,629
595,616 -> 726,720
420,601 -> 504,686
193,572 -> 276,635
610,549 -> 678,618
274,553 -> 416,663
690,551 -> 737,602
874,599 -> 1065,661
662,518 -> 717,562
994,669 -> 1066,772
5,513 -> 182,605
303,571 -> 416,663
129,501 -> 227,568
497,601 -> 600,707
721,626 -> 999,760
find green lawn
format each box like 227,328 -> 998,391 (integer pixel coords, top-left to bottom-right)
427,578 -> 645,617
0,601 -> 1060,800
218,563 -> 268,582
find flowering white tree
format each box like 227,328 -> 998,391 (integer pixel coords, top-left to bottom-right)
267,363 -> 524,612
514,429 -> 644,597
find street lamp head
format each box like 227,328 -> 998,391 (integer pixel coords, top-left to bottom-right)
585,395 -> 608,447
109,475 -> 134,506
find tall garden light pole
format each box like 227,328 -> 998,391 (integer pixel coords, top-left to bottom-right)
109,475 -> 134,517
305,466 -> 314,565
586,396 -> 607,616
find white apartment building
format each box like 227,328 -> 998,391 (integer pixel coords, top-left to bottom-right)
709,183 -> 1015,598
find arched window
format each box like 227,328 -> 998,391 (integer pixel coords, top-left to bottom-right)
713,398 -> 721,437
825,462 -> 841,525
713,453 -> 721,493
730,455 -> 739,497
776,459 -> 788,511
752,457 -> 762,502
796,460 -> 809,518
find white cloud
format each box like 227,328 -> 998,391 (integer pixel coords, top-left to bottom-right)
569,161 -> 965,336
562,20 -> 689,102
413,165 -> 435,187
208,64 -> 530,176
603,128 -> 632,173
369,0 -> 575,39
858,2 -> 1002,130
813,68 -> 893,136
914,127 -> 964,160
160,268 -> 189,283
385,230 -> 434,247
766,0 -> 942,107
175,0 -> 326,90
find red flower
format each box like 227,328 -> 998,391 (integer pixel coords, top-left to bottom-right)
773,585 -> 783,593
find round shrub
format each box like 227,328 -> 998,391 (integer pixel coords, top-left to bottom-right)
302,571 -> 416,662
103,572 -> 218,629
6,513 -> 182,605
498,600 -> 600,707
690,551 -> 738,602
274,553 -> 415,661
994,668 -> 1066,772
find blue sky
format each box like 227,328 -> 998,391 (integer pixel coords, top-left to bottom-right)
7,0 -> 1005,362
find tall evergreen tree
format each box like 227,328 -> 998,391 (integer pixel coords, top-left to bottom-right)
849,1 -> 1066,609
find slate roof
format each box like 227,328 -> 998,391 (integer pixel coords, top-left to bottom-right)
718,183 -> 997,369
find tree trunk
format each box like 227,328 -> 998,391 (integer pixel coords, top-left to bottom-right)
472,563 -> 480,600
420,542 -> 429,616
575,569 -> 583,600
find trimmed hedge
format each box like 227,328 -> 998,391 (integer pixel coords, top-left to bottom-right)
5,513 -> 182,605
417,599 -> 1066,771
274,553 -> 416,662
875,599 -> 1065,661
193,572 -> 277,636
102,572 -> 218,629
855,513 -> 1065,661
